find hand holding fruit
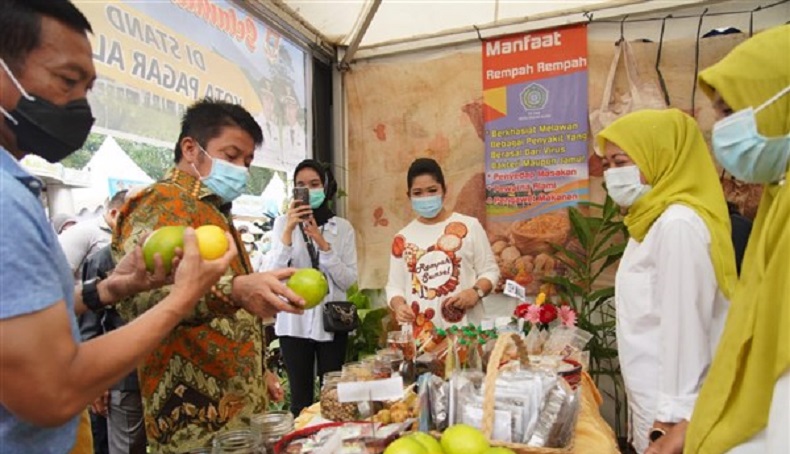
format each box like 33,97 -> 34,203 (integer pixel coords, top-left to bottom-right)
169,227 -> 238,314
231,269 -> 306,319
104,233 -> 175,303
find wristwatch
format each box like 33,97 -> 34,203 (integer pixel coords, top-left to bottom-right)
649,427 -> 667,443
472,285 -> 486,301
82,278 -> 105,313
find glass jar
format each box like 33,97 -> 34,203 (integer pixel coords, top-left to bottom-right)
341,361 -> 373,381
212,428 -> 262,453
320,372 -> 359,422
376,348 -> 403,374
251,411 -> 294,454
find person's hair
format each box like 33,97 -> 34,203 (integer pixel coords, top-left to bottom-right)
407,157 -> 446,192
174,98 -> 263,163
0,0 -> 92,72
107,190 -> 128,210
294,159 -> 337,199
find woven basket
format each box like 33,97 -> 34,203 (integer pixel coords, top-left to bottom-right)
481,332 -> 575,454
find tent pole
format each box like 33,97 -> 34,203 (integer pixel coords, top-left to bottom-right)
338,0 -> 383,71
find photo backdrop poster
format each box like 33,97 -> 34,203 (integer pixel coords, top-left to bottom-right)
78,0 -> 309,172
483,24 -> 590,294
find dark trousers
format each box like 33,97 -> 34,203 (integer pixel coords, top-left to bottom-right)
279,333 -> 348,417
89,412 -> 109,454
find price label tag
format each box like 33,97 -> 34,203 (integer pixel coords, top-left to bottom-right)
503,279 -> 526,300
337,376 -> 404,403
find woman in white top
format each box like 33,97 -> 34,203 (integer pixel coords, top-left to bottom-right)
386,157 -> 499,337
597,109 -> 737,454
265,160 -> 357,416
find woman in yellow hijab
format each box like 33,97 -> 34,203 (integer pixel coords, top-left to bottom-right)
649,24 -> 790,454
596,108 -> 737,453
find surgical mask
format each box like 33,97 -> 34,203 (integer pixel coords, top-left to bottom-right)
0,58 -> 94,163
411,195 -> 443,218
192,146 -> 249,203
711,85 -> 790,184
604,165 -> 651,207
309,188 -> 326,209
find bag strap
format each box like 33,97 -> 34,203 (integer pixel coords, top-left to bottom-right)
598,42 -> 624,113
298,223 -> 320,270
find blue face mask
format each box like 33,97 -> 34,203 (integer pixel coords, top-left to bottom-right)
309,188 -> 326,209
193,146 -> 249,202
411,195 -> 443,218
712,85 -> 790,184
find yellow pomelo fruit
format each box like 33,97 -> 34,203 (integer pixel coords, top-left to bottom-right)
440,424 -> 490,454
384,437 -> 428,454
195,225 -> 229,260
410,432 -> 444,454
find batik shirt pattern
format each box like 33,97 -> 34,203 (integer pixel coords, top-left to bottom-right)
112,168 -> 265,453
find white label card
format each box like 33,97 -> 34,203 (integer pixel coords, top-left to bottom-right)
337,376 -> 405,403
503,279 -> 526,300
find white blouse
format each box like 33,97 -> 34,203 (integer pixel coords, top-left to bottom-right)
266,216 -> 358,342
615,204 -> 729,453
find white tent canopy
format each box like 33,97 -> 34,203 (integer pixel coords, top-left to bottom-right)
268,0 -> 733,60
72,136 -> 154,214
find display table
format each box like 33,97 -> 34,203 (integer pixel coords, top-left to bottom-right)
294,372 -> 619,454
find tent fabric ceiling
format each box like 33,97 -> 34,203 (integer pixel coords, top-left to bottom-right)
279,1 -> 627,48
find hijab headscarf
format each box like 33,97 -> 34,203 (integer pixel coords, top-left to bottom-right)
293,159 -> 337,227
597,108 -> 737,299
686,25 -> 790,454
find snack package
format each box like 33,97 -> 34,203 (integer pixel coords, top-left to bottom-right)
416,373 -> 432,432
543,326 -> 592,358
427,374 -> 449,431
460,396 -> 514,443
527,379 -> 581,448
448,370 -> 485,426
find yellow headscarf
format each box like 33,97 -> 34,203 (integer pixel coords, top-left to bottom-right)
597,108 -> 737,299
686,25 -> 790,454
699,24 -> 790,138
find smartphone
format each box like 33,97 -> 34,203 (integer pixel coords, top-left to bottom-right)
293,186 -> 310,219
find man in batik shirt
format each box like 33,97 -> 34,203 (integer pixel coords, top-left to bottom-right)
112,99 -> 304,452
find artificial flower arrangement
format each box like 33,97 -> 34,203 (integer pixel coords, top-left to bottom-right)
513,287 -> 578,355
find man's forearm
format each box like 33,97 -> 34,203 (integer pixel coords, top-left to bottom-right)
54,297 -> 187,425
72,278 -> 123,316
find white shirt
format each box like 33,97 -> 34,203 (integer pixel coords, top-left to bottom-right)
267,216 -> 357,342
58,215 -> 112,277
615,204 -> 729,453
385,212 -> 500,329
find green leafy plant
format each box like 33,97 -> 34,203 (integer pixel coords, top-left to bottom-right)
346,307 -> 390,362
543,195 -> 630,437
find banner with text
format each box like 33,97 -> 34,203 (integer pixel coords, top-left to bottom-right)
483,24 -> 589,295
78,1 -> 309,172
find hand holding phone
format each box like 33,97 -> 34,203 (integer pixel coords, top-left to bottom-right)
292,187 -> 311,220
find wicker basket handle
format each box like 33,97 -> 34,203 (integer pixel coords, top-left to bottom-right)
481,332 -> 530,439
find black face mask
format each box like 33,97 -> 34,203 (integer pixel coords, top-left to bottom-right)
0,59 -> 94,163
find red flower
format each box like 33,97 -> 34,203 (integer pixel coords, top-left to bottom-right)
514,303 -> 531,319
539,303 -> 558,324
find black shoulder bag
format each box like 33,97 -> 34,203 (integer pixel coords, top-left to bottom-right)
298,224 -> 359,333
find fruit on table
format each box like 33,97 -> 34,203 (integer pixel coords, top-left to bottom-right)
409,432 -> 444,454
286,268 -> 329,309
384,437 -> 427,454
142,226 -> 186,273
195,225 -> 228,260
440,424 -> 490,454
